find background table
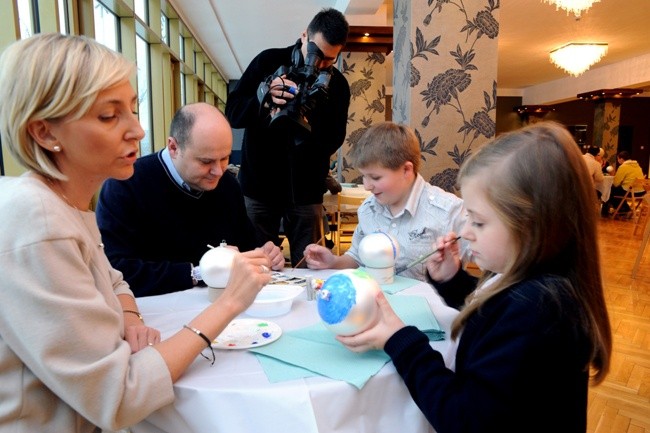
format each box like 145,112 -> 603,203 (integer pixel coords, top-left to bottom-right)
323,184 -> 372,210
131,269 -> 457,433
322,186 -> 372,253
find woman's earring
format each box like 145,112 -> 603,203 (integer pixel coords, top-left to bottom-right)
53,145 -> 61,152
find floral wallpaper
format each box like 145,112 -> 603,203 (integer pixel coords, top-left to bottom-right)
392,0 -> 499,193
593,100 -> 621,167
335,51 -> 388,184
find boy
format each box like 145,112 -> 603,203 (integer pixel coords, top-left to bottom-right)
303,122 -> 468,281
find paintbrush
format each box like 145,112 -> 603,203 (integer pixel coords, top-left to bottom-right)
291,235 -> 326,270
403,236 -> 462,271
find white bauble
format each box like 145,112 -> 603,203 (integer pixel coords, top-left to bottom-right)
359,232 -> 399,268
199,243 -> 238,288
359,232 -> 399,284
317,269 -> 380,336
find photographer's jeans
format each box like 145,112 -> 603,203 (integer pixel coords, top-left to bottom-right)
244,196 -> 324,267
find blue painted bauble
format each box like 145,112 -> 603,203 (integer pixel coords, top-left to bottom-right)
317,269 -> 380,336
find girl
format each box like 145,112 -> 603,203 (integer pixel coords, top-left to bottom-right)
338,122 -> 612,433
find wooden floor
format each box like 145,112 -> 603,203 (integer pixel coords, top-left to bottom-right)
588,217 -> 650,433
287,217 -> 650,431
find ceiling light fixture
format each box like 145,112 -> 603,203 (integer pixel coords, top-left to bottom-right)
542,0 -> 601,17
549,43 -> 608,76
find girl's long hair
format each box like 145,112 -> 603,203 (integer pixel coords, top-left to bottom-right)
455,121 -> 611,384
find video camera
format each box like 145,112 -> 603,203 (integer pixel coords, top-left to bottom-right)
263,40 -> 332,134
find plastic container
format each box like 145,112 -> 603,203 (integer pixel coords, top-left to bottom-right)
244,284 -> 304,317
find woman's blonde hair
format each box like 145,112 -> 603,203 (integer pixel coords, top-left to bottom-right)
455,121 -> 611,384
0,33 -> 134,179
348,122 -> 421,173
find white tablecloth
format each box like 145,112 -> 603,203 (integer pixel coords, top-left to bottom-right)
598,175 -> 614,202
131,269 -> 457,433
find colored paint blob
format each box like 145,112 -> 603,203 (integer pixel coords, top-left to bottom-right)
317,273 -> 356,325
317,269 -> 380,336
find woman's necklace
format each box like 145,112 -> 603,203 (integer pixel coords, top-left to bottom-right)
44,177 -> 104,249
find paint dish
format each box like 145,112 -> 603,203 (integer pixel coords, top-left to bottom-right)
212,319 -> 282,349
244,284 -> 304,317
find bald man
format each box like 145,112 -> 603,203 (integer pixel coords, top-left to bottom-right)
97,103 -> 284,297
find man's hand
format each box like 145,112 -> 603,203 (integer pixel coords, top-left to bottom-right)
261,241 -> 285,270
269,75 -> 298,106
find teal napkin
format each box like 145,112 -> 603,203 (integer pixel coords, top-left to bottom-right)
253,326 -> 389,388
379,274 -> 422,294
251,294 -> 444,388
387,295 -> 445,341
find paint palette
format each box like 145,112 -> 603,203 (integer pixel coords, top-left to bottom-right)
268,271 -> 306,286
212,319 -> 282,349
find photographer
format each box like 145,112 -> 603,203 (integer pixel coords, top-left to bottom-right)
225,8 -> 350,267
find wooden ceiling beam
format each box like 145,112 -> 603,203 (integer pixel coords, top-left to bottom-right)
345,25 -> 393,54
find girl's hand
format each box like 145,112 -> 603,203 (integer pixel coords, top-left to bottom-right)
336,291 -> 405,352
425,232 -> 462,283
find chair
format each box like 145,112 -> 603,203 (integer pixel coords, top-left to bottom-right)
633,194 -> 650,237
334,193 -> 366,255
320,200 -> 339,248
610,178 -> 648,223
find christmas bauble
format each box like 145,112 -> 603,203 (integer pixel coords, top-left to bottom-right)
199,243 -> 238,289
317,269 -> 380,336
358,232 -> 399,284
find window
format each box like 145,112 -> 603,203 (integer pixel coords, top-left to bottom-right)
134,0 -> 148,25
17,0 -> 36,38
180,73 -> 186,106
179,34 -> 185,61
57,0 -> 69,33
93,1 -> 119,51
136,36 -> 153,155
161,12 -> 169,45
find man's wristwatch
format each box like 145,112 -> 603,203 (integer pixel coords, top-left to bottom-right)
191,264 -> 202,286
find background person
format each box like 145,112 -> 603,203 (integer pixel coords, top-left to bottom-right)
601,150 -> 645,217
582,145 -> 605,199
303,122 -> 468,282
0,33 -> 271,432
225,8 -> 351,267
96,103 -> 284,297
337,122 -> 611,433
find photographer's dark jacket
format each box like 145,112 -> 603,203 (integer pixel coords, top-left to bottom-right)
225,43 -> 350,206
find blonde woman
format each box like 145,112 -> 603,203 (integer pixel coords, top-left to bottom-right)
0,33 -> 271,432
